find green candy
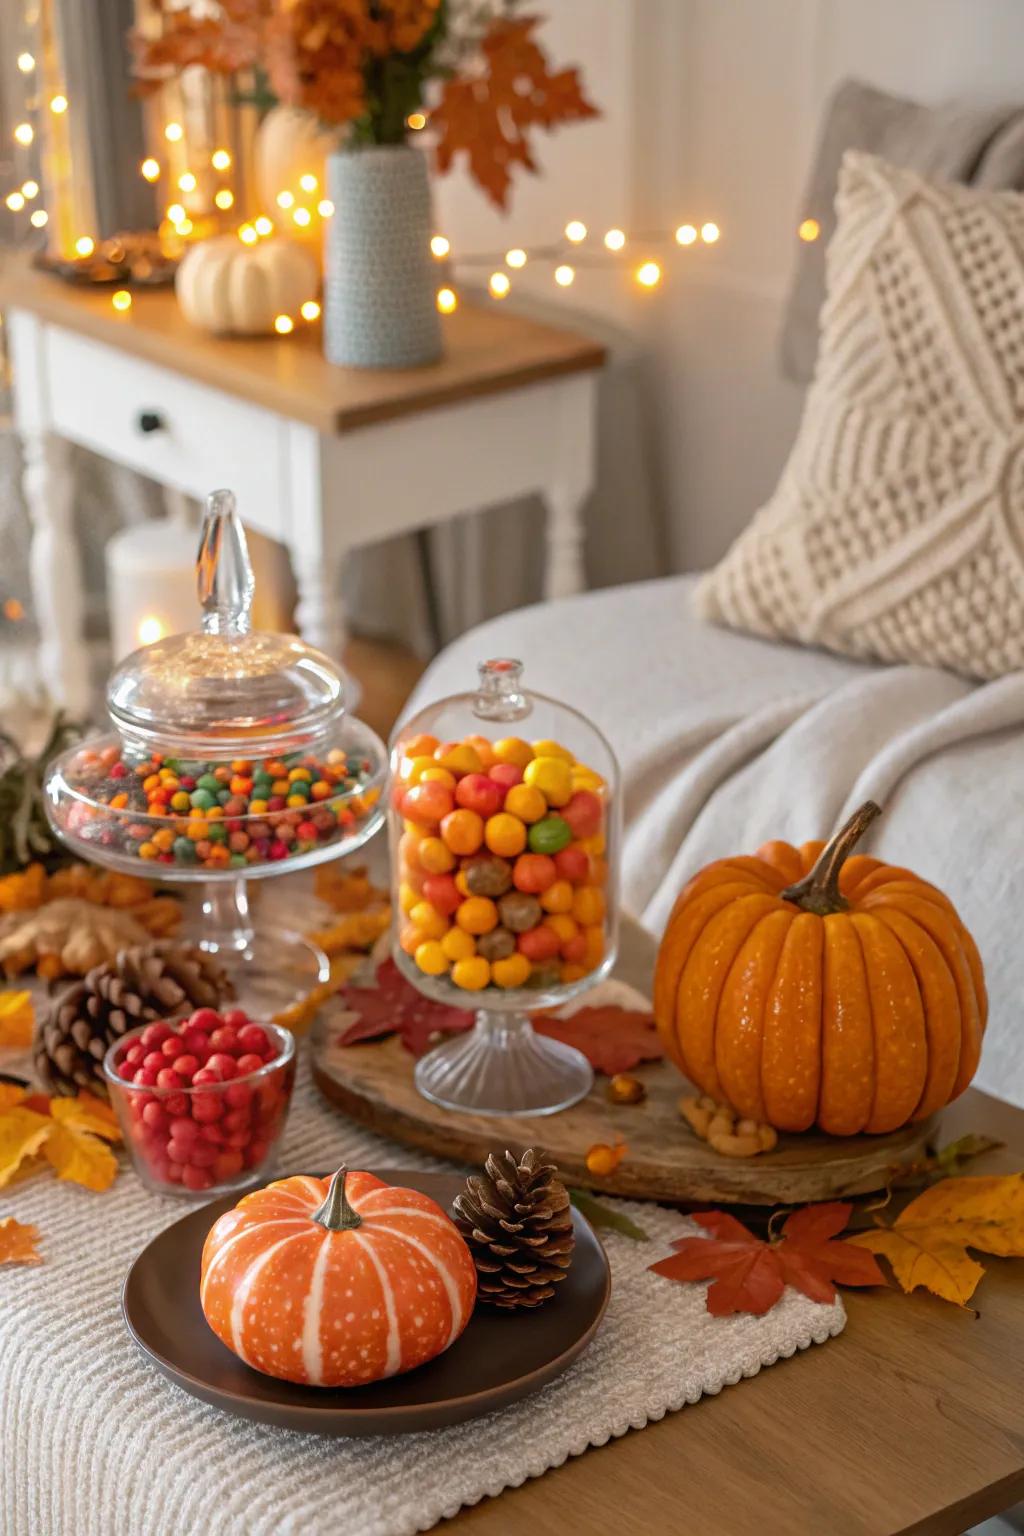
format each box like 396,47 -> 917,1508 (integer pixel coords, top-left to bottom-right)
217,788 -> 232,805
229,853 -> 247,867
253,776 -> 273,795
190,788 -> 217,810
528,816 -> 572,855
206,822 -> 227,842
197,773 -> 221,793
172,836 -> 197,862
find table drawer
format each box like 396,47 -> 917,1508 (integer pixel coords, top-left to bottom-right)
43,326 -> 288,538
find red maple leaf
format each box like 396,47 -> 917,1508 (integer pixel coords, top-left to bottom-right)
531,1005 -> 663,1076
649,1203 -> 886,1317
335,958 -> 475,1057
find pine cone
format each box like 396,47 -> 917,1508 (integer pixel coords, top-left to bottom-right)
452,1149 -> 575,1309
35,942 -> 234,1097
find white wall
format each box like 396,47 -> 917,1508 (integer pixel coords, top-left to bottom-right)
433,0 -> 1024,572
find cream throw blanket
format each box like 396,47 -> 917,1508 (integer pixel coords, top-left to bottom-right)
412,576 -> 1024,1107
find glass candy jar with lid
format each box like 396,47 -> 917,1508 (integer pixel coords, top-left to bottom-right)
390,658 -> 620,1115
45,490 -> 387,1009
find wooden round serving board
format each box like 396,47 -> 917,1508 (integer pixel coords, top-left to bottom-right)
310,1027 -> 937,1206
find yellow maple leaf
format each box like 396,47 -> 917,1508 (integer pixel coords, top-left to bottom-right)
0,990 -> 34,1048
49,1091 -> 121,1144
42,1119 -> 119,1192
0,1215 -> 42,1266
849,1174 -> 1024,1306
0,1105 -> 52,1188
0,1083 -> 26,1112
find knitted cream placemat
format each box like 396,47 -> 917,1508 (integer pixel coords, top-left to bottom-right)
1,1059 -> 844,1536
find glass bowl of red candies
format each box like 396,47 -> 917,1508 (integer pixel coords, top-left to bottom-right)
103,1007 -> 296,1197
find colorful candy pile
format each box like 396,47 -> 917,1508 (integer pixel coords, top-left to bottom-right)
393,732 -> 610,992
57,741 -> 379,872
108,1007 -> 293,1193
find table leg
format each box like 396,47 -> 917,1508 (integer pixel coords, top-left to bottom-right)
293,547 -> 347,662
22,430 -> 91,715
543,374 -> 597,601
543,484 -> 588,600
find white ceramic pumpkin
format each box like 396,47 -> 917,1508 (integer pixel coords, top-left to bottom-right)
175,236 -> 320,337
255,105 -> 340,229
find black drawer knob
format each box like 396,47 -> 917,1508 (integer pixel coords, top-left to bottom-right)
137,410 -> 164,434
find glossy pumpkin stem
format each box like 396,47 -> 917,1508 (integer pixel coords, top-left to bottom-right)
311,1167 -> 363,1232
780,800 -> 882,917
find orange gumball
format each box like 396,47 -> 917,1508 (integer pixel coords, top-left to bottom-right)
400,733 -> 440,759
403,780 -> 455,827
485,812 -> 527,858
441,808 -> 484,856
513,853 -> 557,894
540,878 -> 574,914
418,836 -> 455,874
463,734 -> 497,770
456,896 -> 499,935
398,831 -> 423,872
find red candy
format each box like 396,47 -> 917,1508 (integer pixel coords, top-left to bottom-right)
110,1006 -> 292,1197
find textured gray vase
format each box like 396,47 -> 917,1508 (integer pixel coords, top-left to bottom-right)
324,145 -> 442,369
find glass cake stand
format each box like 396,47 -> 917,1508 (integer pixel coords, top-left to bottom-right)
389,657 -> 620,1117
45,489 -> 386,1012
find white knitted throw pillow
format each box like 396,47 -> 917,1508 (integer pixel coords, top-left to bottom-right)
697,150 -> 1024,679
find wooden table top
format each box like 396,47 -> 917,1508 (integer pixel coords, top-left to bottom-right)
451,1087 -> 1024,1536
0,249 -> 605,435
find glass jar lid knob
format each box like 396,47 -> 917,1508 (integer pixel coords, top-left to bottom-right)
196,489 -> 254,637
474,658 -> 531,722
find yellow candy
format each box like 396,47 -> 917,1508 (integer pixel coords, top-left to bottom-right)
531,739 -> 574,763
404,755 -> 441,786
456,896 -> 498,935
579,832 -> 606,858
288,767 -> 312,782
492,953 -> 531,989
503,784 -> 546,824
572,885 -> 605,926
399,881 -> 420,915
583,924 -> 605,967
152,828 -> 175,852
484,812 -> 527,858
540,879 -> 574,914
523,756 -> 573,807
137,841 -> 157,860
249,799 -> 269,815
451,956 -> 490,991
455,870 -> 471,898
435,743 -> 482,777
409,900 -> 449,941
420,766 -> 457,790
544,913 -> 579,944
572,768 -> 605,792
287,794 -> 307,808
414,940 -> 449,977
418,836 -> 455,874
493,737 -> 534,768
441,927 -> 476,962
170,791 -> 191,812
272,779 -> 290,796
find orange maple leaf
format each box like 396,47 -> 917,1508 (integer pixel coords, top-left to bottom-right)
44,1094 -> 122,1192
0,990 -> 34,1049
0,1216 -> 42,1266
849,1173 -> 1024,1307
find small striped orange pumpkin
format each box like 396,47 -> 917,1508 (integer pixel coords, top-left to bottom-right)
201,1167 -> 477,1387
654,802 -> 986,1136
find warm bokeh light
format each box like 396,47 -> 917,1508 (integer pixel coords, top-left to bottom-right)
505,248 -> 527,268
276,190 -> 294,209
111,289 -> 132,313
238,224 -> 258,245
554,264 -> 575,287
75,235 -> 95,257
299,173 -> 318,193
675,224 -> 697,246
17,52 -> 35,72
436,286 -> 458,314
274,314 -> 294,334
5,192 -> 25,212
14,122 -> 33,146
3,598 -> 25,621
166,203 -> 186,224
317,199 -> 334,218
211,149 -> 231,171
489,271 -> 511,298
254,216 -> 274,236
603,228 -> 625,251
407,112 -> 427,131
701,221 -> 720,244
164,121 -> 183,142
177,218 -> 193,235
798,217 -> 821,242
636,260 -> 661,287
214,189 -> 234,210
138,616 -> 166,645
565,220 -> 587,243
177,171 -> 197,193
292,207 -> 312,227
50,95 -> 68,115
21,181 -> 38,199
300,300 -> 321,321
29,209 -> 47,228
430,234 -> 450,258
141,157 -> 160,181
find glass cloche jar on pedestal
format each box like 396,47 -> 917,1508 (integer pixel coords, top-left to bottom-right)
45,490 -> 387,1011
390,658 -> 620,1116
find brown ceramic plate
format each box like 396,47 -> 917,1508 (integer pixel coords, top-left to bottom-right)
122,1169 -> 610,1436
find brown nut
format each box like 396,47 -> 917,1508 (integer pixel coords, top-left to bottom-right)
708,1130 -> 764,1159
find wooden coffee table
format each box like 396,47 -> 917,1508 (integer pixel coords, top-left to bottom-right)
448,1087 -> 1024,1536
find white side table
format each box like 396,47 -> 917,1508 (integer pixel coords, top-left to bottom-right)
0,255 -> 604,714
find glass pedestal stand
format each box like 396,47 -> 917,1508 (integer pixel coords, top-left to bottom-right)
194,877 -> 329,1014
414,1010 -> 593,1117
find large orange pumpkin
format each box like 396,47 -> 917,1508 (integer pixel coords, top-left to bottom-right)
654,803 -> 986,1136
201,1167 -> 477,1386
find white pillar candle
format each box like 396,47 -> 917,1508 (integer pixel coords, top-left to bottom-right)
105,520 -> 197,662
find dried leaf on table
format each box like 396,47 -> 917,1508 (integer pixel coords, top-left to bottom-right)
0,990 -> 33,1048
335,958 -> 474,1057
651,1203 -> 885,1318
311,908 -> 391,958
0,1087 -> 122,1193
568,1188 -> 649,1242
0,1216 -> 42,1266
314,865 -> 383,913
848,1174 -> 1024,1307
42,1120 -> 119,1192
887,1133 -> 1005,1190
0,1104 -> 52,1188
532,1004 -> 662,1076
49,1092 -> 121,1144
